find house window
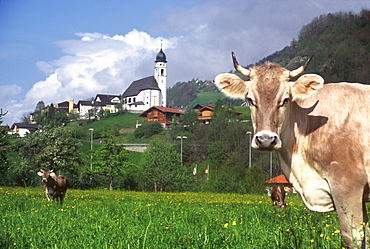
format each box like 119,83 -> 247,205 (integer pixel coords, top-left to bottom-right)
133,97 -> 136,102
129,98 -> 131,103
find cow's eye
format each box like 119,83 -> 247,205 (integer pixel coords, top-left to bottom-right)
279,98 -> 289,108
247,97 -> 256,107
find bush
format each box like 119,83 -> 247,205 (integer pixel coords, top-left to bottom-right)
134,122 -> 162,138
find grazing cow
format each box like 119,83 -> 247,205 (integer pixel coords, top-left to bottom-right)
271,186 -> 287,210
215,52 -> 370,248
37,169 -> 68,204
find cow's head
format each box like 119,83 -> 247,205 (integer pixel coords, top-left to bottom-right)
37,169 -> 56,183
215,52 -> 324,151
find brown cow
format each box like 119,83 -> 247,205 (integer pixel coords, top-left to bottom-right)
37,169 -> 68,204
215,52 -> 370,248
271,186 -> 287,210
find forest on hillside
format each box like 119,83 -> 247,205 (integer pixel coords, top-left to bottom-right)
168,10 -> 370,108
256,10 -> 370,83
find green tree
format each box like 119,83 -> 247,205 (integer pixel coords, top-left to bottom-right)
15,126 -> 82,186
92,137 -> 132,190
0,109 -> 10,185
245,164 -> 267,194
182,109 -> 199,132
134,122 -> 162,138
208,141 -> 226,182
139,139 -> 185,192
34,101 -> 45,112
34,104 -> 69,127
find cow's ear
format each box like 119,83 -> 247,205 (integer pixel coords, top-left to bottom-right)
215,73 -> 249,100
50,172 -> 56,177
290,74 -> 324,101
37,172 -> 43,176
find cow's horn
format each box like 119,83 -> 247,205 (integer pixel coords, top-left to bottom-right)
50,169 -> 53,173
232,52 -> 251,77
289,55 -> 313,78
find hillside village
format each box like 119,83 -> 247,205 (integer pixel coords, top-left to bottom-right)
41,47 -> 169,121
7,47 -> 242,137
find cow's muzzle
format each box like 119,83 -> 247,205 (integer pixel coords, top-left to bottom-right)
252,131 -> 281,151
42,178 -> 47,183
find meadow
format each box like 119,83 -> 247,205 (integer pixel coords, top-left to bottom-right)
0,187 -> 346,248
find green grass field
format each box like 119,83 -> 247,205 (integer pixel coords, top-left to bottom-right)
0,187 -> 346,248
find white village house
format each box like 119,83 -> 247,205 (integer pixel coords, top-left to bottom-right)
8,123 -> 39,137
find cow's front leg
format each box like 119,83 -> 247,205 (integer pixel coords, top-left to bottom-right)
334,200 -> 367,248
329,169 -> 368,248
44,187 -> 51,202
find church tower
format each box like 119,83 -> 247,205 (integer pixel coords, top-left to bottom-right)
154,46 -> 167,107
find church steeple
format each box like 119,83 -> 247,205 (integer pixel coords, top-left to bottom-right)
154,45 -> 167,107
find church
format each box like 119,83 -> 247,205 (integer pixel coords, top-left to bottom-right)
122,47 -> 167,112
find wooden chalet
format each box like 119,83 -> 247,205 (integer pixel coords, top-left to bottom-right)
139,106 -> 184,128
197,105 -> 242,124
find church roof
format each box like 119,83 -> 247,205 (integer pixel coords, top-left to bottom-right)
122,76 -> 160,98
155,48 -> 167,63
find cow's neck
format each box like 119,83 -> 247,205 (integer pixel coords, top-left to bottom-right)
48,175 -> 57,184
277,101 -> 305,175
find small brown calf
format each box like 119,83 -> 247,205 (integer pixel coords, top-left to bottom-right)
271,186 -> 287,210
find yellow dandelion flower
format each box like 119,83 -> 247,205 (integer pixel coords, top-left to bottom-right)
334,229 -> 340,234
286,229 -> 290,232
325,224 -> 330,228
310,239 -> 314,243
232,221 -> 237,226
224,223 -> 229,228
320,233 -> 324,238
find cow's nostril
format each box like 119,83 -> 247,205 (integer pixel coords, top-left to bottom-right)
255,134 -> 278,150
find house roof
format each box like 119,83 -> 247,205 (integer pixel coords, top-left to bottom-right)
77,100 -> 105,107
199,105 -> 215,112
95,94 -> 121,104
122,76 -> 160,98
138,106 -> 184,117
56,101 -> 69,108
265,174 -> 289,184
11,123 -> 39,131
192,104 -> 208,110
77,100 -> 93,106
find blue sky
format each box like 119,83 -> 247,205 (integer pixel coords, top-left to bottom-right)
1,0 -> 370,124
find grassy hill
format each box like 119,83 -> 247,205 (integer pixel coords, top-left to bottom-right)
188,91 -> 224,107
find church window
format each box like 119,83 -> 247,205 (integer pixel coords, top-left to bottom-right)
161,69 -> 164,76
